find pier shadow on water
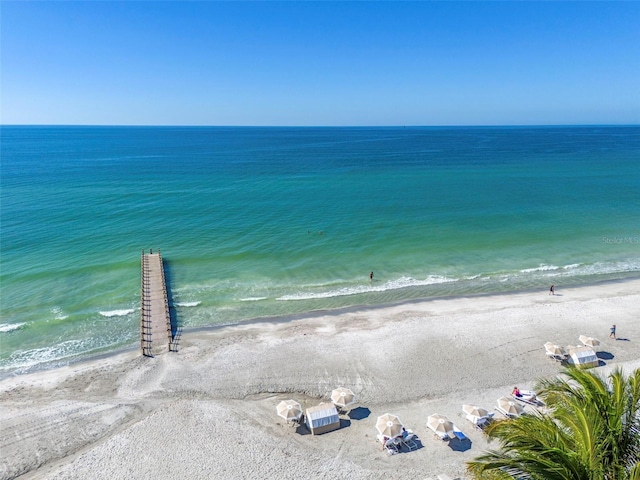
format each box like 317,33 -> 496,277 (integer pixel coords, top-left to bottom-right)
163,257 -> 182,352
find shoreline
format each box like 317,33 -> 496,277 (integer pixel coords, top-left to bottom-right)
215,273 -> 640,328
1,278 -> 639,478
4,274 -> 639,381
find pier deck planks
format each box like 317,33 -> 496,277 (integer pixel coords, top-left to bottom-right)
141,251 -> 171,356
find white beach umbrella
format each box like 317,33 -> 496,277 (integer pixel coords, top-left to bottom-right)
544,342 -> 566,356
276,399 -> 302,422
462,404 -> 489,418
497,396 -> 524,416
331,387 -> 356,408
426,414 -> 454,435
579,335 -> 601,348
376,413 -> 403,438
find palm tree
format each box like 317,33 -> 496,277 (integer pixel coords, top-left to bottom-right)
467,367 -> 640,480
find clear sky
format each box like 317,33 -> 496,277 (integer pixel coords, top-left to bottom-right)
1,1 -> 639,126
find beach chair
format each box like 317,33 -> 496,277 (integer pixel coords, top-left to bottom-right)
466,413 -> 484,429
546,350 -> 566,362
401,431 -> 418,451
432,430 -> 450,441
451,425 -> 469,442
466,412 -> 494,429
384,437 -> 400,455
377,434 -> 399,455
512,390 -> 538,406
496,406 -> 517,418
544,342 -> 567,362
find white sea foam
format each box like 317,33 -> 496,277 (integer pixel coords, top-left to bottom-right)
563,263 -> 581,270
505,260 -> 640,281
99,309 -> 134,317
564,260 -> 640,276
1,339 -> 87,370
51,307 -> 69,320
520,264 -> 560,273
239,297 -> 267,302
526,260 -> 640,279
277,275 -> 457,301
0,323 -> 26,333
173,301 -> 201,307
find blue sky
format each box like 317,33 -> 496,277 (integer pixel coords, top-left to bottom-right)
2,1 -> 639,126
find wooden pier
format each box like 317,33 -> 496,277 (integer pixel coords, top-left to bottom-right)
140,250 -> 172,356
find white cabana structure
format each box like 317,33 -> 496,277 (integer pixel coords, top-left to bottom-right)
305,404 -> 340,435
568,345 -> 599,368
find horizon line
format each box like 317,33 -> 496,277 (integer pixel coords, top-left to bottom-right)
2,123 -> 639,128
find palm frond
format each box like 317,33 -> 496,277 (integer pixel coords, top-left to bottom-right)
468,367 -> 640,480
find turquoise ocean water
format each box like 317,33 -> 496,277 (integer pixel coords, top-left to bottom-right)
1,126 -> 639,374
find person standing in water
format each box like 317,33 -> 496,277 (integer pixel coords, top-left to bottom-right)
370,272 -> 374,281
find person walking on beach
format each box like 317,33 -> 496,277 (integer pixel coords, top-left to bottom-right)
610,324 -> 617,339
369,272 -> 374,281
549,284 -> 555,295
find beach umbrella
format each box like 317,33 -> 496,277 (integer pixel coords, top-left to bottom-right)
579,335 -> 601,348
331,387 -> 356,408
497,396 -> 524,416
376,413 -> 403,438
426,414 -> 454,435
544,342 -> 566,356
462,404 -> 489,418
277,400 -> 302,422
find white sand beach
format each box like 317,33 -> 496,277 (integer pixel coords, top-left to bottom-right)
2,280 -> 639,480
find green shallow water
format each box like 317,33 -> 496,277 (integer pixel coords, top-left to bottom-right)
1,126 -> 639,373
